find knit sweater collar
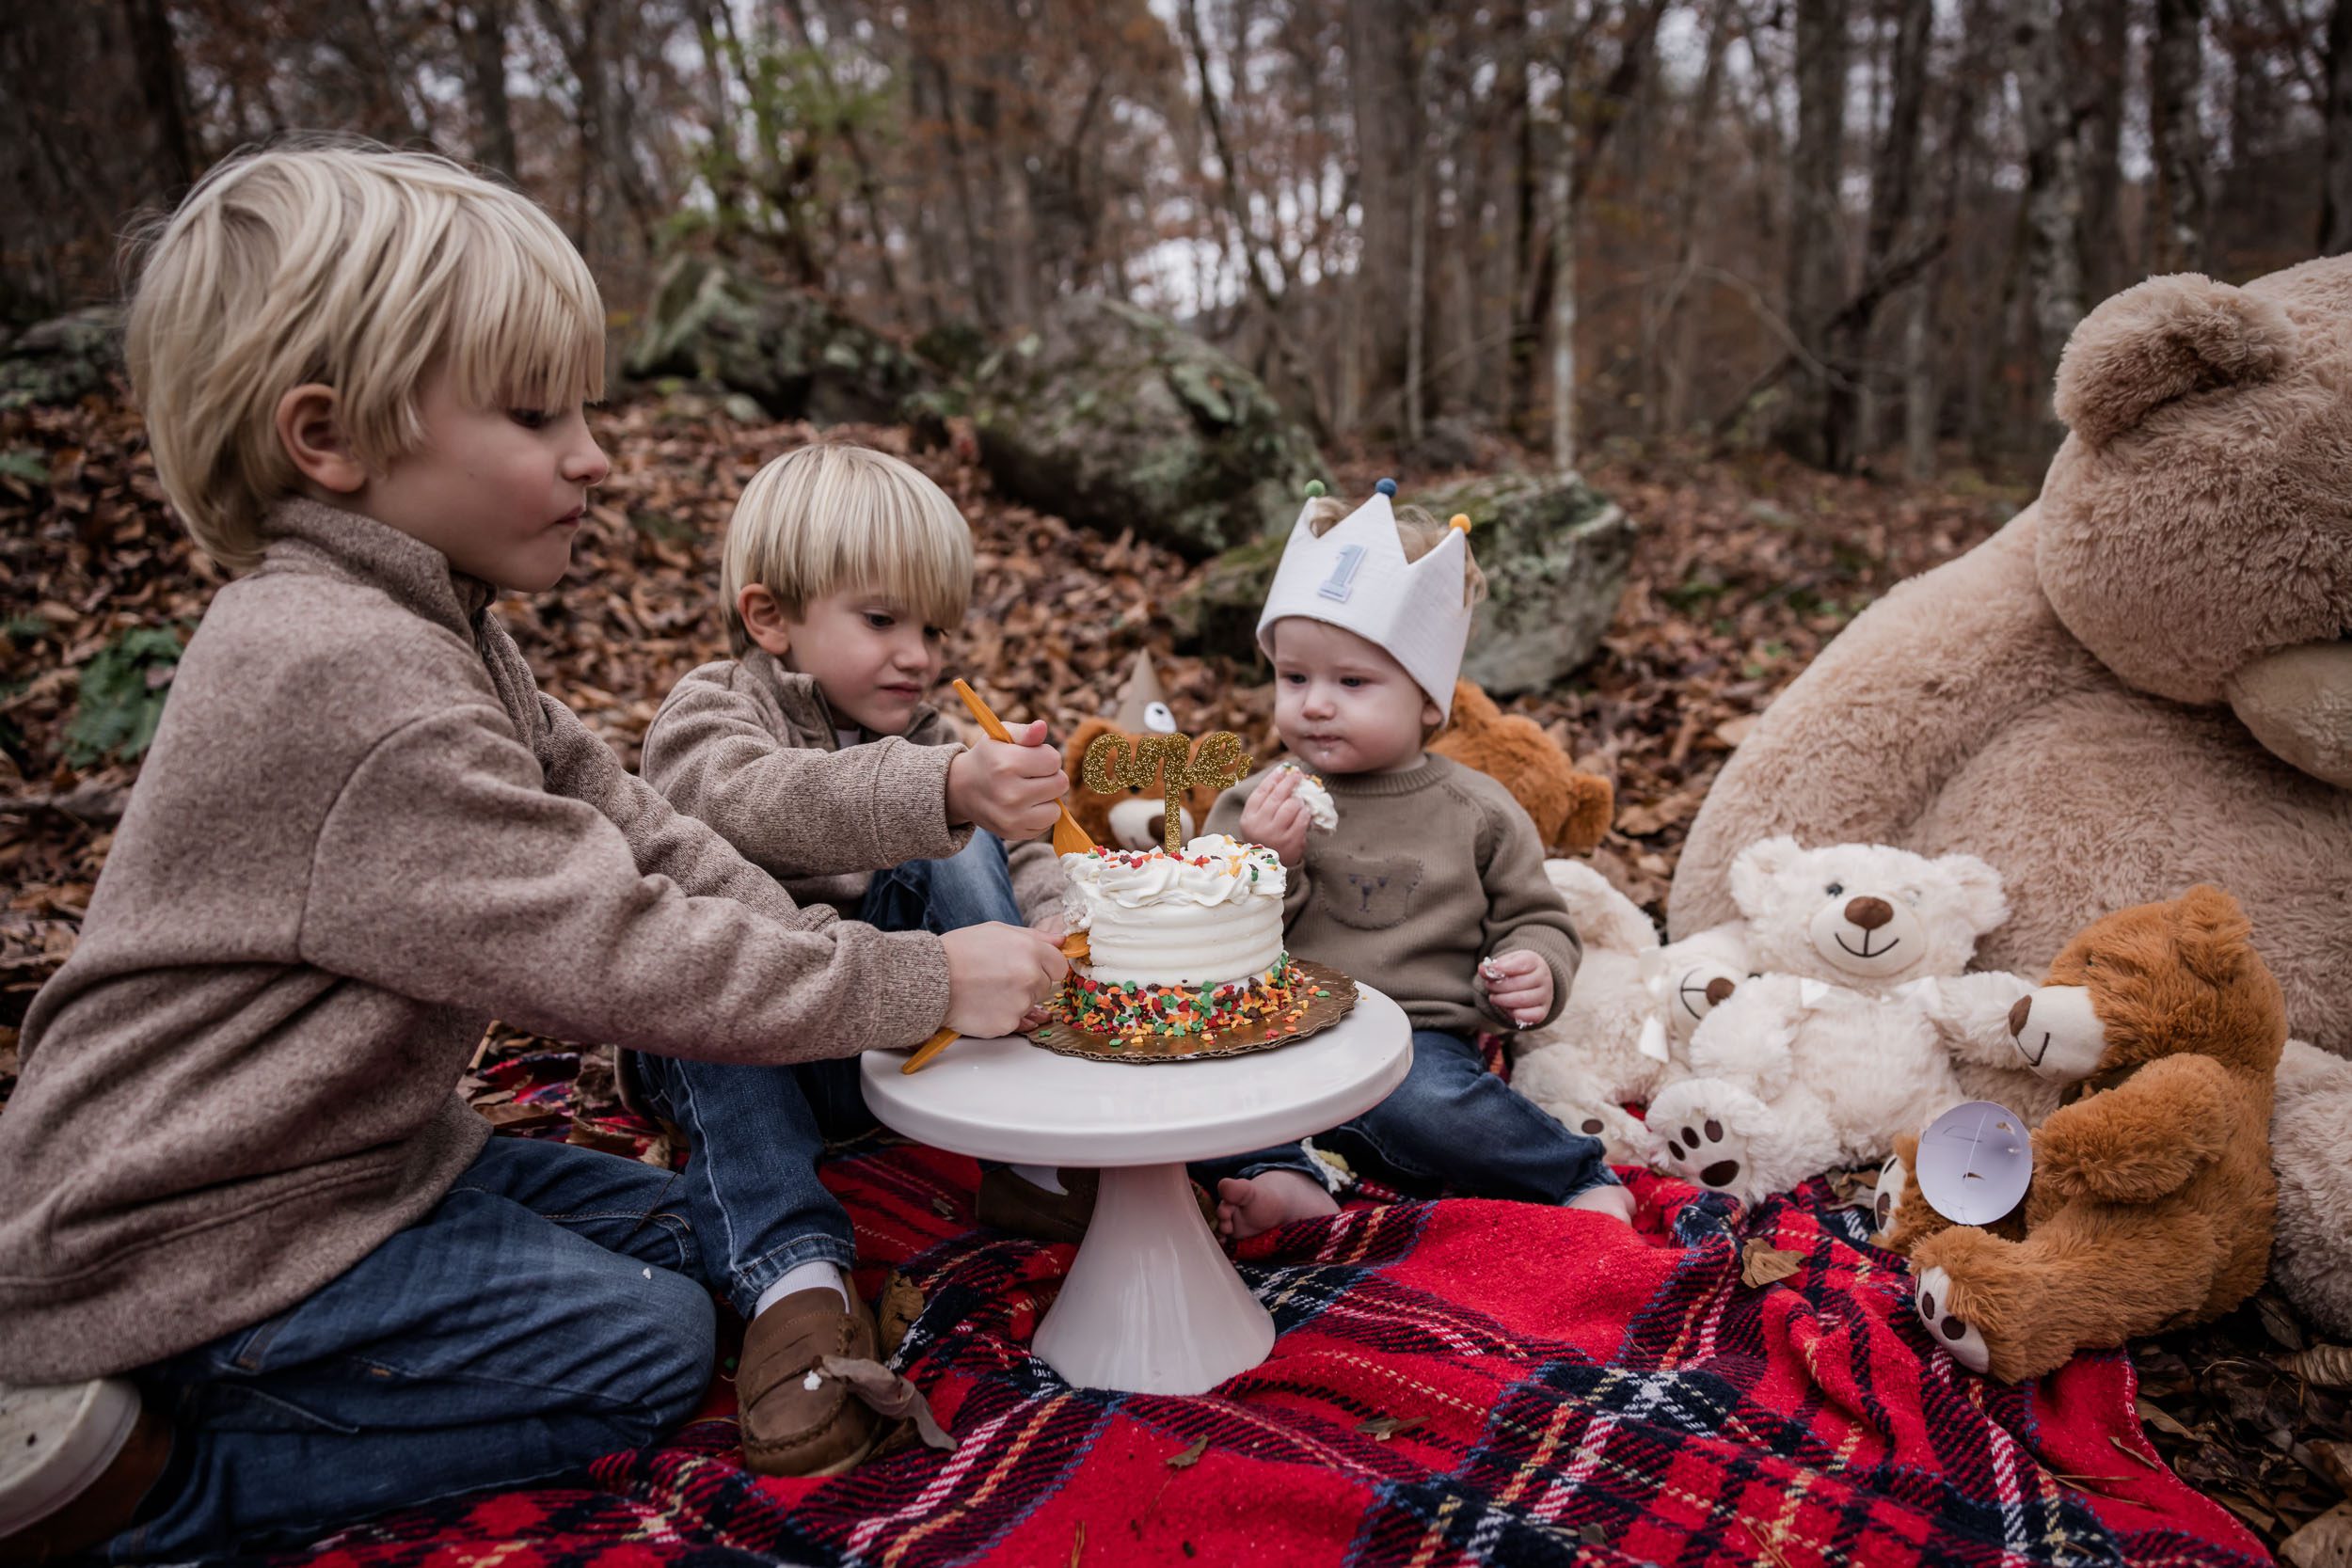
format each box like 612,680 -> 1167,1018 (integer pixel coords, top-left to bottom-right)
740,648 -> 952,750
254,498 -> 497,635
1314,752 -> 1454,798
742,648 -> 849,745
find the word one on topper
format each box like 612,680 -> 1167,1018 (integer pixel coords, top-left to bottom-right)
1082,729 -> 1254,853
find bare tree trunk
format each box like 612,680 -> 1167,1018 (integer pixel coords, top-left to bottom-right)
456,0 -> 517,181
1647,0 -> 1733,438
0,0 -> 194,318
1406,50 -> 1429,447
2324,0 -> 2352,251
1779,0 -> 1851,467
2077,0 -> 2130,299
1831,0 -> 1930,470
1901,261 -> 1938,480
2151,0 -> 2210,272
1348,0 -> 1416,418
2015,0 -> 2084,449
1550,104 -> 1577,472
1504,0 -> 1540,436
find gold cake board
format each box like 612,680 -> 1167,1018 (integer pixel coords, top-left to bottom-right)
1027,959 -> 1359,1065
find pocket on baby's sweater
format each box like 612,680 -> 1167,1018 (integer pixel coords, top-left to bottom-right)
1314,853 -> 1424,930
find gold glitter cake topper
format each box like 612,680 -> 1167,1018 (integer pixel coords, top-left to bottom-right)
1083,730 -> 1254,852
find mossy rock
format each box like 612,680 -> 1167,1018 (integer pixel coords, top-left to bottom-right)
1171,470 -> 1633,696
0,306 -> 124,412
969,296 -> 1327,560
625,256 -> 936,426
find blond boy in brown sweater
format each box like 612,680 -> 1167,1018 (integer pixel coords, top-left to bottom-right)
0,142 -> 1064,1560
621,441 -> 1085,1429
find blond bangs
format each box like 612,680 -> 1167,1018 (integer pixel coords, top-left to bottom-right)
722,444 -> 974,653
124,137 -> 604,572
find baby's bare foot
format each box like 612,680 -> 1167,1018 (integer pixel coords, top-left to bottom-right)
1565,1182 -> 1637,1225
1216,1172 -> 1338,1240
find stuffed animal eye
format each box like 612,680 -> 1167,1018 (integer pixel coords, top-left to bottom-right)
1826,882 -> 1844,897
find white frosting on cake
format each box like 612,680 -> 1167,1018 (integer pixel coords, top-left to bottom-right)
1061,834 -> 1286,987
1279,764 -> 1339,832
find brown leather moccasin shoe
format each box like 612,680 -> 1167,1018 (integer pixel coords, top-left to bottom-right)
737,1285 -> 884,1479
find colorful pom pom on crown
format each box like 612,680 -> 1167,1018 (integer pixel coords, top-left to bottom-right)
1449,513 -> 1471,532
1375,477 -> 1398,497
1304,479 -> 1326,498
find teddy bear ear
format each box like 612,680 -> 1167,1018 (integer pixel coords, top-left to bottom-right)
2172,883 -> 2255,986
1934,852 -> 2010,935
2053,274 -> 2296,449
1729,835 -> 1803,915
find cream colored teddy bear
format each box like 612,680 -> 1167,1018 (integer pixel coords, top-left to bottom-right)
1647,838 -> 2058,1204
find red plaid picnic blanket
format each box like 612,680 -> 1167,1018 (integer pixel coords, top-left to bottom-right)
281,1107 -> 2265,1568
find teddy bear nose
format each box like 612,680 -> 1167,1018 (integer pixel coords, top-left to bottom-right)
2008,994 -> 2032,1038
1844,895 -> 1895,930
1704,976 -> 1736,1005
1145,811 -> 1167,845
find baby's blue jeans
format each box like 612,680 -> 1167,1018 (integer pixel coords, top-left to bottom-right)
1200,1028 -> 1622,1204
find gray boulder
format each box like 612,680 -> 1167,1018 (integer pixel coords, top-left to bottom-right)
970,296 -> 1327,560
0,306 -> 124,411
1171,469 -> 1633,696
625,255 -> 935,425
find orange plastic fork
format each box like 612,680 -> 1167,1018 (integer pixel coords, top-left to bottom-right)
900,681 -> 1094,1075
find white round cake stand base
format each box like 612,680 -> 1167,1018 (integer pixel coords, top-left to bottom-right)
1032,1162 -> 1276,1394
865,983 -> 1411,1395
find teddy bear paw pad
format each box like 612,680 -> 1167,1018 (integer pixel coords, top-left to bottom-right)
1872,1151 -> 1906,1234
1661,1114 -> 1747,1193
1915,1265 -> 1989,1373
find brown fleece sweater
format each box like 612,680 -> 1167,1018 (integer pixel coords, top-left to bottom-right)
1205,754 -> 1581,1037
0,499 -> 952,1384
641,649 -> 1061,922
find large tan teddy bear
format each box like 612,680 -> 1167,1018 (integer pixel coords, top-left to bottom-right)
1670,257 -> 2352,1334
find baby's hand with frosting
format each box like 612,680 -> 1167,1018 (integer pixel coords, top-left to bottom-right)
1277,763 -> 1339,833
1238,768 -> 1311,866
1479,951 -> 1553,1028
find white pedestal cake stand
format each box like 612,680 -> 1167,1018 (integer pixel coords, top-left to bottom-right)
864,982 -> 1411,1395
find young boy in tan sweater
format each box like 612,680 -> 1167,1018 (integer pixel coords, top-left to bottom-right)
624,442 -> 1084,1439
1202,483 -> 1633,1238
0,142 -> 1066,1560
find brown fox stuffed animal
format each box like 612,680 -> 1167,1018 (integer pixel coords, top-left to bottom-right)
1883,885 -> 2283,1384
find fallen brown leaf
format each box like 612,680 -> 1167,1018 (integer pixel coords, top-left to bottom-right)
1167,1436 -> 1209,1469
1740,1237 -> 1804,1289
2281,1502 -> 2352,1568
2291,1348 -> 2352,1391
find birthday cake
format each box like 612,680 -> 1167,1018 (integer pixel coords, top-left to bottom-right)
1053,833 -> 1321,1045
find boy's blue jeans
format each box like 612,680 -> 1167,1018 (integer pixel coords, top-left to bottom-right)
1201,1028 -> 1621,1204
109,1135 -> 714,1559
624,829 -> 1025,1317
106,832 -> 1023,1558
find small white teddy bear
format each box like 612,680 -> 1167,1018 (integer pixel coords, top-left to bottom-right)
1509,860 -> 1751,1162
1646,837 -> 2060,1204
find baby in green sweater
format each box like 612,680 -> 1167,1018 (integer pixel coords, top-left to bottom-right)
1202,482 -> 1633,1237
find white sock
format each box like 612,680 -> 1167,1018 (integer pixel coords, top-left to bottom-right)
1009,1164 -> 1066,1195
753,1259 -> 848,1317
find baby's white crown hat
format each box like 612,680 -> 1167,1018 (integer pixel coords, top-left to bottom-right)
1256,478 -> 1474,720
